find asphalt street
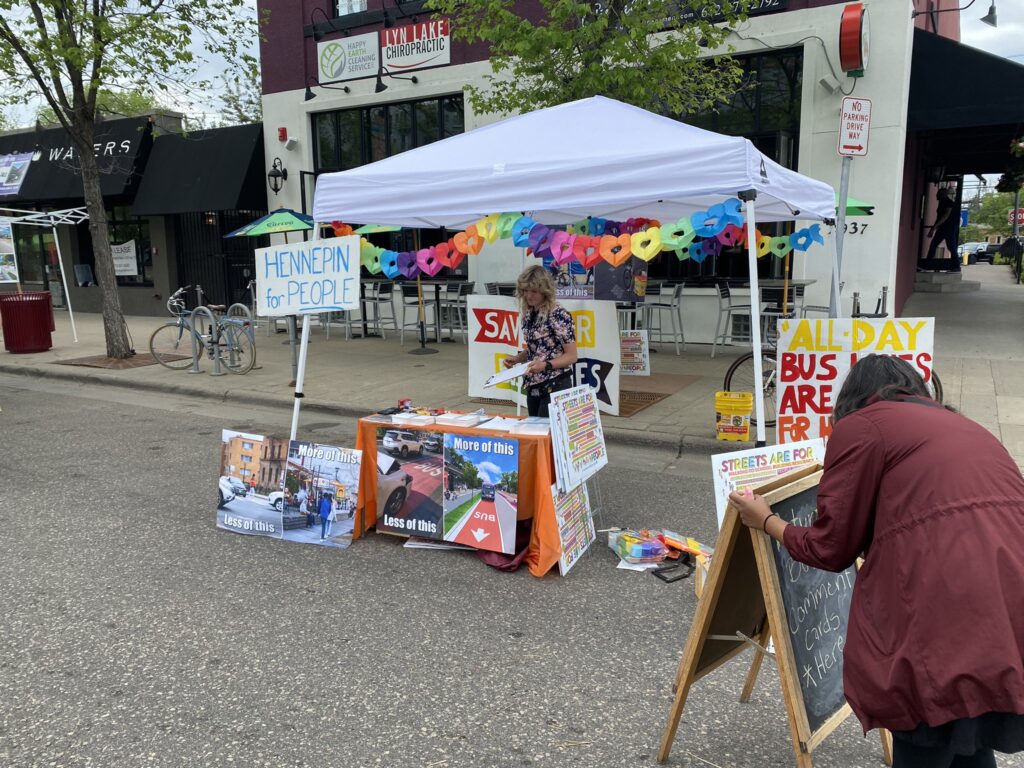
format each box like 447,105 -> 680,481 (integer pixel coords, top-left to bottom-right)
3,373 -> 1018,768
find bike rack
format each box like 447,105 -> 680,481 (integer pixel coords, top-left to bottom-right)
227,303 -> 260,370
189,306 -> 226,376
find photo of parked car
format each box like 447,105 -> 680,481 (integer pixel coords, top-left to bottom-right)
378,454 -> 414,518
218,476 -> 236,508
227,477 -> 248,497
422,433 -> 443,453
382,430 -> 423,458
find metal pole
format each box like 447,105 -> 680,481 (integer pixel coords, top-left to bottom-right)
50,224 -> 78,343
741,193 -> 767,447
830,155 -> 852,316
1014,189 -> 1021,284
290,313 -> 313,441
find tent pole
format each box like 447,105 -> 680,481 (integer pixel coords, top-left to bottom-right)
830,155 -> 851,316
51,224 -> 78,343
740,192 -> 767,447
289,313 -> 313,441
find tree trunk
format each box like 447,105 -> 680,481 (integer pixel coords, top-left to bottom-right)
75,123 -> 133,358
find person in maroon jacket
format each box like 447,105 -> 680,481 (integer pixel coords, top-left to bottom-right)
730,355 -> 1024,768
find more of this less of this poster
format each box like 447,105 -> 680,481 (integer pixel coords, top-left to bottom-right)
442,433 -> 519,554
710,438 -> 825,528
280,440 -> 362,549
774,317 -> 935,444
550,384 -> 609,493
466,294 -> 622,416
0,218 -> 19,284
552,482 -> 595,576
375,428 -> 444,540
217,429 -> 282,539
0,152 -> 34,197
254,234 -> 361,317
620,330 -> 650,376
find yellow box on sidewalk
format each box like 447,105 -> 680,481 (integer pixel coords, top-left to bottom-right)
715,391 -> 753,441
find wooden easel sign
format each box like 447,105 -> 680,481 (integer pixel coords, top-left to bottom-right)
657,468 -> 890,767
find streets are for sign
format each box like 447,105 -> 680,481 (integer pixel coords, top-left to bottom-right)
838,97 -> 871,157
775,318 -> 935,444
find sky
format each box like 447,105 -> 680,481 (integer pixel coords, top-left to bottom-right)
959,2 -> 1023,61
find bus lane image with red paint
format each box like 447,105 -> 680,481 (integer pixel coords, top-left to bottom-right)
442,433 -> 519,554
375,429 -> 444,539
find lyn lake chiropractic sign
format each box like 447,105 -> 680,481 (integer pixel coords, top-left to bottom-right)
255,235 -> 361,317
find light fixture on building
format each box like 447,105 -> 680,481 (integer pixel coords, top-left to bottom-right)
383,9 -> 394,27
911,0 -> 997,28
311,6 -> 332,41
376,67 -> 419,93
267,157 -> 288,195
305,75 -> 350,101
375,72 -> 388,93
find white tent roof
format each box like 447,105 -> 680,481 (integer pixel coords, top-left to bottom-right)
313,96 -> 836,228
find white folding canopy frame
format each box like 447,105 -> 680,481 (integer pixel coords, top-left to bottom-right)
308,97 -> 837,445
0,206 -> 86,343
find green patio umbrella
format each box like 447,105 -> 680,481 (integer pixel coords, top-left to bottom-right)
224,208 -> 314,239
837,195 -> 875,216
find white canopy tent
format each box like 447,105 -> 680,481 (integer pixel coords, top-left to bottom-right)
0,206 -> 86,343
311,96 -> 838,445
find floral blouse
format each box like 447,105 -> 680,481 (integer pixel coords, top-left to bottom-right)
521,305 -> 575,395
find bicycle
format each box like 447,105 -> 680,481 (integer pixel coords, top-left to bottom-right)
149,286 -> 256,374
723,307 -> 943,430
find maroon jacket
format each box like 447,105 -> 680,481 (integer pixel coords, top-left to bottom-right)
783,399 -> 1024,732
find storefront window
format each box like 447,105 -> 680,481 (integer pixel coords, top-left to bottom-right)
108,205 -> 152,286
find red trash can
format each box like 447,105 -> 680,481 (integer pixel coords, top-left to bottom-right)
0,292 -> 54,353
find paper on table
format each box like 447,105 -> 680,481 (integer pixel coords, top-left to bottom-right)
616,559 -> 660,571
484,361 -> 530,388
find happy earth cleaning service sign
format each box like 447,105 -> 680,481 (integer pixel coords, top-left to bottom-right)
255,235 -> 361,317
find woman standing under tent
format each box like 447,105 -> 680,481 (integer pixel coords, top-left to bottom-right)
729,356 -> 1024,768
502,265 -> 578,417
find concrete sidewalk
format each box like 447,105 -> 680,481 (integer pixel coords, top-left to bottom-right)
2,264 -> 1022,461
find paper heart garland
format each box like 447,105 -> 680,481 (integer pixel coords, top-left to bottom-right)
701,238 -> 723,259
550,231 -> 576,265
587,218 -> 608,237
416,247 -> 444,277
453,225 -> 484,256
397,251 -> 420,279
631,229 -> 662,262
361,240 -> 384,274
477,214 -> 500,244
434,240 -> 455,269
511,216 -> 537,247
600,233 -> 632,266
660,218 -> 697,250
380,250 -> 400,280
527,224 -> 555,259
444,239 -> 467,270
716,223 -> 746,247
769,236 -> 793,258
573,235 -> 603,268
496,212 -> 519,240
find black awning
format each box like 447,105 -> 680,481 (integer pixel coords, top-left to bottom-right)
0,116 -> 153,203
131,124 -> 267,216
909,29 -> 1024,131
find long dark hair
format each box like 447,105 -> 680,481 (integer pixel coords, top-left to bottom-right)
833,355 -> 949,423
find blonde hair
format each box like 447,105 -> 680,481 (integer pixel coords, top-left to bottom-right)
516,264 -> 558,318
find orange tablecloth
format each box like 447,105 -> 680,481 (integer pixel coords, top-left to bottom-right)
354,417 -> 562,577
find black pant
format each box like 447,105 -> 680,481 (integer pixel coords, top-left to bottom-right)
526,372 -> 573,417
926,226 -> 960,267
893,739 -> 996,768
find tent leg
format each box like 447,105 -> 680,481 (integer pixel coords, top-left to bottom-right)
289,314 -> 312,442
741,193 -> 767,447
51,224 -> 78,343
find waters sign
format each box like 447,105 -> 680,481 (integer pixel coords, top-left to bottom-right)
255,235 -> 360,317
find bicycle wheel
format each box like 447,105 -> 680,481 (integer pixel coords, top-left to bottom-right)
149,323 -> 196,370
928,368 -> 943,404
723,350 -> 778,429
219,323 -> 256,374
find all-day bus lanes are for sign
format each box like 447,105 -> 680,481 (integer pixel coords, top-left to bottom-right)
550,384 -> 608,493
255,234 -> 361,317
775,317 -> 935,444
553,482 -> 595,576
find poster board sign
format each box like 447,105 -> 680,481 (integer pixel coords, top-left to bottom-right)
553,482 -> 595,576
255,235 -> 361,317
374,427 -> 444,540
620,330 -> 650,376
0,218 -> 19,283
442,433 -> 518,554
381,19 -> 451,72
710,439 -> 824,527
111,240 -> 138,276
659,468 -> 866,767
467,295 -> 621,416
775,318 -> 935,444
217,429 -> 281,539
317,32 -> 380,83
549,384 -> 608,492
0,152 -> 34,197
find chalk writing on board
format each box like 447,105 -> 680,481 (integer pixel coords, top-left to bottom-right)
769,487 -> 857,733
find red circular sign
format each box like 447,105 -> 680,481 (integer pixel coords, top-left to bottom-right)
839,3 -> 869,73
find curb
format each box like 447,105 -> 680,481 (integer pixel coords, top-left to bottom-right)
0,362 -> 751,455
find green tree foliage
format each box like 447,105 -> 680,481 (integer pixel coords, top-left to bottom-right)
464,463 -> 481,489
500,470 -> 518,494
425,0 -> 748,116
0,1 -> 256,358
961,191 -> 1017,242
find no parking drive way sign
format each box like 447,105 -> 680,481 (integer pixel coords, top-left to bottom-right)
838,97 -> 871,157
